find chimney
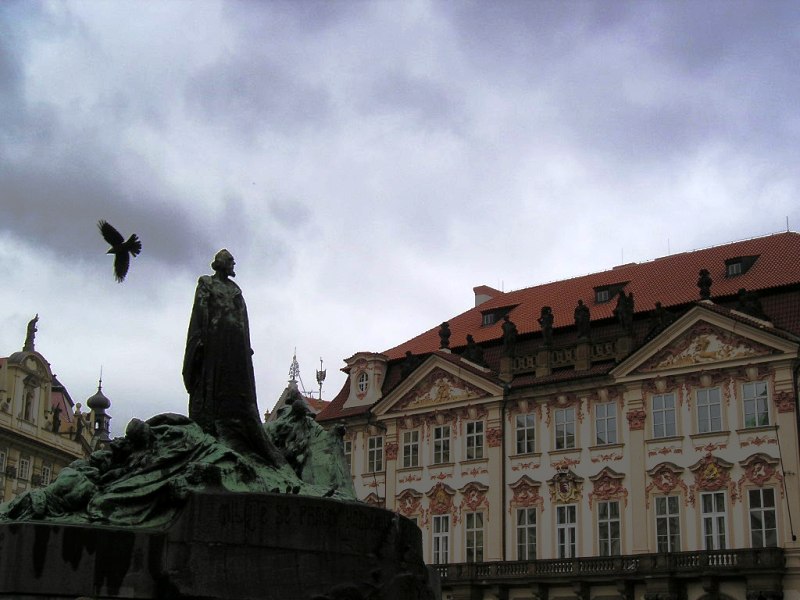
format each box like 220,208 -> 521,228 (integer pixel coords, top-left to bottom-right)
473,285 -> 502,308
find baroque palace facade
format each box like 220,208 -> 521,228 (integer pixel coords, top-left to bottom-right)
0,316 -> 111,503
317,232 -> 800,600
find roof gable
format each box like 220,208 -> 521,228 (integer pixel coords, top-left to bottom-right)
612,303 -> 799,378
372,354 -> 503,417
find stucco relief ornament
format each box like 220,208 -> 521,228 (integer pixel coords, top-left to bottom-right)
486,426 -> 503,448
396,489 -> 422,517
737,454 -> 784,498
775,390 -> 796,413
426,482 -> 455,515
645,463 -> 689,507
588,468 -> 628,509
548,470 -> 583,504
459,482 -> 489,514
689,454 -> 735,505
626,409 -> 646,431
384,442 -> 398,461
364,492 -> 385,508
509,476 -> 544,512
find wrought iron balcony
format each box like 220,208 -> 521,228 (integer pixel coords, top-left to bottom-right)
435,547 -> 785,587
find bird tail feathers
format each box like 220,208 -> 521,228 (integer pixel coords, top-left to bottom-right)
127,234 -> 142,256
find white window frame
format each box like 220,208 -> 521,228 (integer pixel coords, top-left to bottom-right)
749,488 -> 778,547
655,495 -> 681,552
367,436 -> 383,473
18,456 -> 31,481
41,463 -> 52,486
555,407 -> 576,450
516,508 -> 537,560
433,425 -> 451,464
465,511 -> 484,563
343,439 -> 352,472
598,500 -> 621,556
357,372 -> 369,393
595,402 -> 617,445
465,421 -> 484,460
432,515 -> 450,564
0,449 -> 6,475
701,491 -> 727,550
402,430 -> 419,468
556,504 -> 578,558
697,388 -> 723,433
727,262 -> 742,277
515,413 -> 535,454
743,381 -> 770,428
652,393 -> 677,438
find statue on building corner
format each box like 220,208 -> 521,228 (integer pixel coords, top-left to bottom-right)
23,314 -> 38,352
501,315 -> 518,357
438,321 -> 451,350
698,269 -> 713,300
462,334 -> 486,367
574,300 -> 590,340
538,307 -> 554,346
613,291 -> 634,334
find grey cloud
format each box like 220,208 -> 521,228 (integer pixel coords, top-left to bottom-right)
185,55 -> 332,139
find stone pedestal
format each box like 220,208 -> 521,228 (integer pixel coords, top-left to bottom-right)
0,491 -> 438,599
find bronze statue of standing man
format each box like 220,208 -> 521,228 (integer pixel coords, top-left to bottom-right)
183,249 -> 283,465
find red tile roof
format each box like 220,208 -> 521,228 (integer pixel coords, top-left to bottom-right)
384,232 -> 800,360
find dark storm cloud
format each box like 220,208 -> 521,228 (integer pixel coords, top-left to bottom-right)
439,1 -> 800,167
185,55 -> 332,138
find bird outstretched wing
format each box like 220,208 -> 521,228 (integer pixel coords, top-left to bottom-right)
98,220 -> 124,246
114,251 -> 131,282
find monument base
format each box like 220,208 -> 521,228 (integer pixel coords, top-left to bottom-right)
0,491 -> 439,599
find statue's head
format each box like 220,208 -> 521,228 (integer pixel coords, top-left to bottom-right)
212,249 -> 236,277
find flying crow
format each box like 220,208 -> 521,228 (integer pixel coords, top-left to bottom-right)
98,220 -> 142,282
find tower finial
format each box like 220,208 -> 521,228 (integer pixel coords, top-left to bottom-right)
316,358 -> 326,400
288,350 -> 300,384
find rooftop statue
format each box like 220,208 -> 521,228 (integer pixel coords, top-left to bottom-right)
501,315 -> 518,357
23,313 -> 38,352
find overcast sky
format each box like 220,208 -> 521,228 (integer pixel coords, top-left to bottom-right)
1,0 -> 798,436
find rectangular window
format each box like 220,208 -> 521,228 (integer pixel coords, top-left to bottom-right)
743,381 -> 770,428
555,407 -> 576,450
697,388 -> 722,433
465,512 -> 484,562
402,431 -> 419,468
465,421 -> 484,460
749,488 -> 778,547
727,262 -> 742,277
598,500 -> 621,556
41,464 -> 52,486
701,491 -> 727,550
516,508 -> 537,560
556,504 -> 577,558
433,425 -> 451,464
432,515 -> 450,564
18,456 -> 31,481
655,495 -> 681,552
595,403 -> 617,445
343,440 -> 352,472
652,393 -> 677,438
367,436 -> 383,473
0,449 -> 5,475
515,413 -> 535,454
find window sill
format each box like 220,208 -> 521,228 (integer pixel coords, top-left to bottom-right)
736,425 -> 776,435
461,457 -> 489,466
361,471 -> 386,477
590,442 -> 624,452
511,452 -> 542,459
549,447 -> 580,456
430,462 -> 455,469
646,435 -> 683,444
689,430 -> 730,441
397,465 -> 422,473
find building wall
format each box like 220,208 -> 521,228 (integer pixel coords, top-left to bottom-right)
336,307 -> 799,599
0,351 -> 90,503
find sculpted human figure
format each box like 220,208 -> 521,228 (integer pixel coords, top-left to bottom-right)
24,314 -> 38,352
183,249 -> 283,464
501,315 -> 518,357
538,307 -> 554,346
574,300 -> 590,339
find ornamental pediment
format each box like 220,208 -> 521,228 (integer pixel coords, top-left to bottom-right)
637,321 -> 776,373
391,367 -> 491,412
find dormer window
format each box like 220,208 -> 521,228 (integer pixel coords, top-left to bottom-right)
594,282 -> 628,304
725,255 -> 758,278
480,305 -> 517,327
357,372 -> 369,392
